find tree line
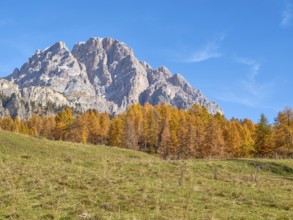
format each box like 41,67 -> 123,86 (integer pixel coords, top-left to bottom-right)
0,103 -> 292,159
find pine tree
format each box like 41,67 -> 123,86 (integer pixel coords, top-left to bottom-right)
255,114 -> 273,156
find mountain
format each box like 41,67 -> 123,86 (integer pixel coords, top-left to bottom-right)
0,37 -> 222,118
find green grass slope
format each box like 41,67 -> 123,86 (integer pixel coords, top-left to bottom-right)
0,130 -> 293,220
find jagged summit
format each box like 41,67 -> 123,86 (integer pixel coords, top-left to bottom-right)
0,37 -> 222,118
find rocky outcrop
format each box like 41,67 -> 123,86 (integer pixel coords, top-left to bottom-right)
1,37 -> 223,118
0,79 -> 20,97
0,79 -> 69,118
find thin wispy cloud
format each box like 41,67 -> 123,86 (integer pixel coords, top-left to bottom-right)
186,34 -> 225,63
235,57 -> 261,91
281,3 -> 292,28
236,57 -> 274,98
218,57 -> 274,108
218,93 -> 258,107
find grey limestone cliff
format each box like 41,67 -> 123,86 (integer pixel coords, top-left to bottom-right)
0,37 -> 222,118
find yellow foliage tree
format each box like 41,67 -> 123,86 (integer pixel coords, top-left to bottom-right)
204,118 -> 225,158
1,115 -> 15,131
40,116 -> 56,139
54,108 -> 74,140
143,104 -> 159,153
223,120 -> 241,157
109,116 -> 125,147
159,118 -> 171,159
274,108 -> 293,156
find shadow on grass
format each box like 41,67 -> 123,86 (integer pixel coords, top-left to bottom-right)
283,177 -> 293,181
228,159 -> 293,178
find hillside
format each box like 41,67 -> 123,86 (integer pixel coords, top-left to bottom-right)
0,130 -> 293,219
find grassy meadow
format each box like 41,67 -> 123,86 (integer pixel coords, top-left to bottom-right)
0,130 -> 292,219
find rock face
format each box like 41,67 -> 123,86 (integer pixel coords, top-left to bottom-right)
0,37 -> 222,118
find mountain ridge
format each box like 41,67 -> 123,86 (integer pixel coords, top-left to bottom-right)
0,37 -> 222,118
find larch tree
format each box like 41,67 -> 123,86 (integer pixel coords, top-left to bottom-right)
177,110 -> 189,159
124,109 -> 139,150
132,104 -> 144,148
1,115 -> 15,131
40,116 -> 56,139
19,119 -> 30,135
240,123 -> 255,157
27,114 -> 43,136
143,104 -> 159,153
169,107 -> 180,156
193,114 -> 207,158
54,108 -> 75,140
159,117 -> 171,159
4,101 -> 293,159
109,116 -> 125,147
185,114 -> 198,158
99,113 -> 111,144
13,116 -> 21,133
223,120 -> 241,157
274,108 -> 293,156
70,114 -> 88,143
87,110 -> 101,144
204,118 -> 225,158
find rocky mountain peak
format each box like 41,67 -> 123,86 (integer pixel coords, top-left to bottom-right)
0,37 -> 223,118
168,73 -> 188,87
48,41 -> 68,52
102,37 -> 116,50
157,66 -> 171,75
140,61 -> 152,71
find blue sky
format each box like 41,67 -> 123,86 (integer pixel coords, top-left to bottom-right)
0,0 -> 292,122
